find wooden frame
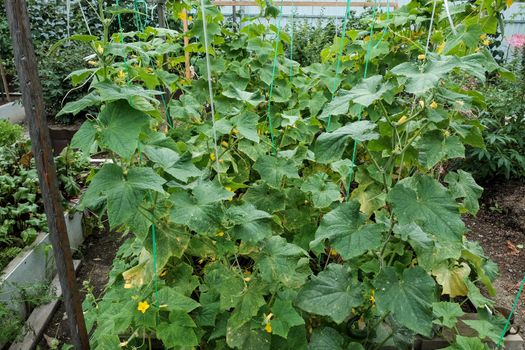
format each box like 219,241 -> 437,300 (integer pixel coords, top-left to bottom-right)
213,1 -> 399,8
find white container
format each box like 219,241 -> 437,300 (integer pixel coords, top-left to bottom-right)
0,101 -> 25,124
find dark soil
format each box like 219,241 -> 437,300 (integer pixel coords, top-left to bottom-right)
37,227 -> 126,348
464,180 -> 525,341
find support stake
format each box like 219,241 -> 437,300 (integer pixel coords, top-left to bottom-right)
4,1 -> 89,349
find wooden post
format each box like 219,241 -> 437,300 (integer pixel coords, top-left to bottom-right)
3,1 -> 90,349
0,55 -> 11,102
183,9 -> 191,80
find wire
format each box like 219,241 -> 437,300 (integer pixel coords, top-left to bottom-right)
496,275 -> 525,348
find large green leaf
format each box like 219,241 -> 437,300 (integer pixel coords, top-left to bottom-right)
253,155 -> 300,188
170,94 -> 202,121
444,170 -> 483,215
415,130 -> 465,169
387,175 -> 465,245
314,121 -> 379,163
156,312 -> 199,348
227,284 -> 266,331
296,264 -> 363,324
97,100 -> 151,159
308,327 -> 345,350
391,56 -> 459,95
346,75 -> 393,107
170,191 -> 222,234
223,86 -> 265,107
256,236 -> 309,289
443,24 -> 484,55
432,301 -> 465,328
311,201 -> 383,260
71,120 -> 97,155
374,267 -> 436,336
243,183 -> 286,213
271,297 -> 305,339
82,164 -> 165,228
224,204 -> 272,243
300,173 -> 341,208
443,335 -> 489,350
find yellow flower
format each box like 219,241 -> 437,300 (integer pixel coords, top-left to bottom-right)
264,322 -> 272,333
330,248 -> 338,256
221,141 -> 229,147
159,269 -> 167,277
189,16 -> 193,22
430,101 -> 438,109
232,128 -> 239,135
480,34 -> 487,40
419,100 -> 425,108
87,60 -> 98,66
483,39 -> 490,46
216,231 -> 225,237
475,47 -> 481,53
369,289 -> 376,304
178,10 -> 187,21
117,70 -> 126,80
437,42 -> 446,54
397,115 -> 408,125
95,44 -> 104,55
225,186 -> 234,193
417,54 -> 426,60
243,277 -> 251,282
210,153 -> 216,161
137,300 -> 150,314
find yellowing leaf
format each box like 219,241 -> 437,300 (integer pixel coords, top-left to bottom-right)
432,262 -> 471,297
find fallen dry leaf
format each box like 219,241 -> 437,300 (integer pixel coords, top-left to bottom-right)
506,240 -> 520,256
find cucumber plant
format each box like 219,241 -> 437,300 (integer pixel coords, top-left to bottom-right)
61,0 -> 513,348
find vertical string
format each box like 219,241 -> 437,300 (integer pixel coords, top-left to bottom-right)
326,0 -> 352,131
265,0 -> 285,155
345,0 -> 379,199
496,275 -> 525,348
199,0 -> 221,171
289,7 -> 295,81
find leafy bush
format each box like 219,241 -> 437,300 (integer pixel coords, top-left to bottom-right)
464,47 -> 525,179
61,0 -> 513,349
0,122 -> 89,271
0,120 -> 23,146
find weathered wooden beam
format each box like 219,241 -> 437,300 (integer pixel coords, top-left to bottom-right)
0,55 -> 11,102
3,1 -> 89,349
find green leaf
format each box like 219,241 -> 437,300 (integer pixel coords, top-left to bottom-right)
432,301 -> 465,328
346,75 -> 393,107
314,121 -> 379,163
82,164 -> 165,228
157,287 -> 200,312
231,111 -> 260,143
444,170 -> 483,215
319,93 -> 352,119
170,94 -> 202,121
225,204 -> 272,243
415,131 -> 465,169
393,223 -> 435,271
71,120 -> 97,155
462,319 -> 501,343
143,223 -> 190,268
156,312 -> 198,348
256,236 -> 309,289
311,201 -> 383,260
223,86 -> 265,107
243,183 -> 286,213
98,100 -> 151,159
253,155 -> 300,188
271,297 -> 305,339
227,285 -> 266,330
466,280 -> 494,309
387,175 -> 465,245
308,327 -> 345,350
296,264 -> 363,324
170,191 -> 222,233
300,173 -> 341,208
391,57 -> 459,95
226,323 -> 271,350
442,335 -> 489,350
443,24 -> 484,55
374,267 -> 436,336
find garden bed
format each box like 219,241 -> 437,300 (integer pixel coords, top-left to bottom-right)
0,211 -> 84,349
